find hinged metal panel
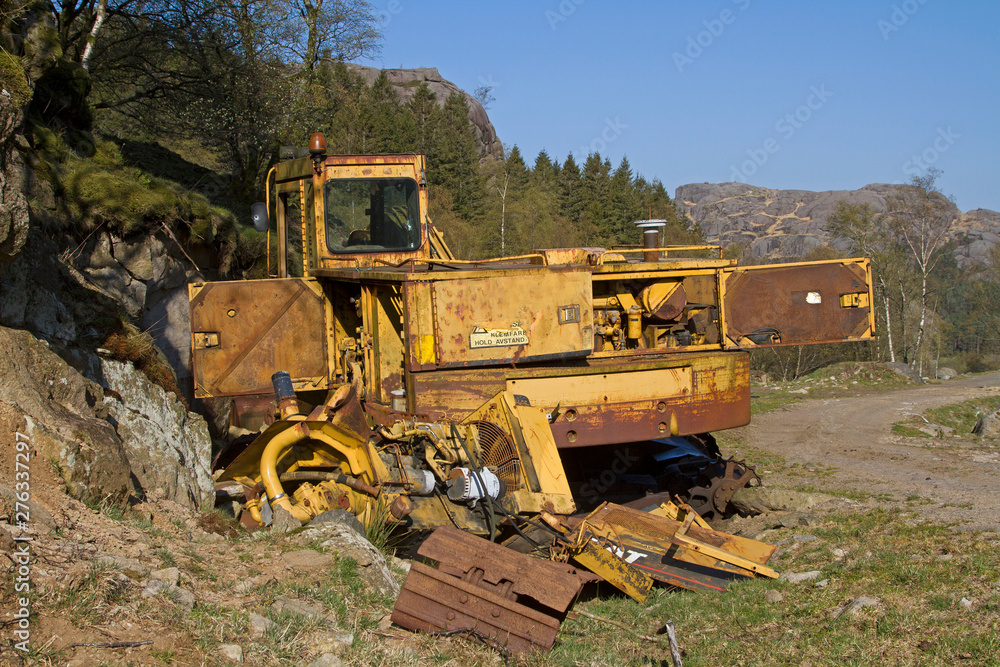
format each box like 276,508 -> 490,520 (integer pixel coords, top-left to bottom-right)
189,277 -> 331,397
430,270 -> 594,367
720,258 -> 874,348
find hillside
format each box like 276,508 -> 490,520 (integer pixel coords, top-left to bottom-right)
676,182 -> 1000,265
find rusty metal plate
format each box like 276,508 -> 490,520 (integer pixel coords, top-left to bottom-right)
417,526 -> 586,612
411,352 -> 751,448
392,562 -> 561,653
430,270 -> 594,367
189,278 -> 330,397
722,259 -> 873,348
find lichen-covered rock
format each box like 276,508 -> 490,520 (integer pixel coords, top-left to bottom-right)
99,358 -> 213,509
0,326 -> 131,501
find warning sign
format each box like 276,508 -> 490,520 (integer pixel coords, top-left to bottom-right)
470,324 -> 529,349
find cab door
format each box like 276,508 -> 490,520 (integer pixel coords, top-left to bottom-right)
189,278 -> 333,398
720,258 -> 874,348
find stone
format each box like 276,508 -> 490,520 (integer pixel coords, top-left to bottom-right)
0,482 -> 56,528
916,423 -> 955,438
781,570 -> 822,584
730,487 -> 833,515
249,613 -> 277,639
97,555 -> 150,580
217,644 -> 244,663
150,567 -> 181,586
311,629 -> 355,654
831,548 -> 847,559
271,505 -> 302,533
833,596 -> 883,618
764,589 -> 784,603
883,362 -> 923,384
973,411 -> 1000,438
308,522 -> 400,597
281,549 -> 334,571
142,580 -> 195,612
271,595 -> 328,622
306,655 -> 344,667
309,509 -> 366,537
815,579 -> 829,588
792,534 -> 820,543
937,367 -> 958,380
99,358 -> 213,509
960,597 -> 974,611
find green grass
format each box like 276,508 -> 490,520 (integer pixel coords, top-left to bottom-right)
893,396 -> 1000,440
531,507 -> 1000,666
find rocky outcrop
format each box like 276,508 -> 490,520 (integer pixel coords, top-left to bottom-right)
99,359 -> 213,508
0,63 -> 30,263
70,228 -> 204,399
0,326 -> 131,502
0,224 -> 202,401
675,182 -> 998,266
345,64 -> 499,155
0,324 -> 213,508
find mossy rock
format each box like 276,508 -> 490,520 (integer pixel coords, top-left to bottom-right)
0,51 -> 31,108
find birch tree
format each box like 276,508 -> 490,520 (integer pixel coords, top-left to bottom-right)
887,169 -> 955,374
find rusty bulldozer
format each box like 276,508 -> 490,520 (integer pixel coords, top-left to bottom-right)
193,134 -> 874,652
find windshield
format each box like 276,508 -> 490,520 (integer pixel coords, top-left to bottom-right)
324,178 -> 420,253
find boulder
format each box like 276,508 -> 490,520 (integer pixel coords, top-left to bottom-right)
730,487 -> 834,515
98,358 -> 213,509
973,411 -> 1000,438
882,362 -> 923,383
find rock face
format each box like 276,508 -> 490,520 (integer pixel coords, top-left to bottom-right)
98,358 -> 213,508
345,64 -> 499,155
0,225 -> 203,401
0,326 -> 131,501
69,228 -> 204,400
0,86 -> 29,263
0,324 -> 213,508
675,182 -> 999,266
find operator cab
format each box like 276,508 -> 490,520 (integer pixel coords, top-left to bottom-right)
260,133 -> 436,277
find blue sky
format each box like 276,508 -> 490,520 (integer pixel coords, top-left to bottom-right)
359,1 -> 999,212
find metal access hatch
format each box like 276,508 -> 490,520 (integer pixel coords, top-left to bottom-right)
720,258 -> 874,348
189,277 -> 333,397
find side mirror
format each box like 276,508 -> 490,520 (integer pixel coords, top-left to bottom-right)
250,202 -> 269,232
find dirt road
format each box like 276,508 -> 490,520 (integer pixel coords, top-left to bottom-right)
738,371 -> 1000,532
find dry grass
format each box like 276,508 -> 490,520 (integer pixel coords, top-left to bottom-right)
101,324 -> 187,408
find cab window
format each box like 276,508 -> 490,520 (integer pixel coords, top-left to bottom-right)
325,178 -> 420,253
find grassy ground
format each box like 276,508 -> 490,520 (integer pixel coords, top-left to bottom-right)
892,396 -> 1000,441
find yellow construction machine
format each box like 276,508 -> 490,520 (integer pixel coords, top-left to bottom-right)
193,133 -> 875,535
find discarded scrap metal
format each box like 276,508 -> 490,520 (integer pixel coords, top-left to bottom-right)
540,510 -> 653,603
392,526 -> 594,653
580,500 -> 779,592
392,500 -> 779,653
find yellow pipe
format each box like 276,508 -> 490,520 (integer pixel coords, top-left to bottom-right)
259,422 -> 314,523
